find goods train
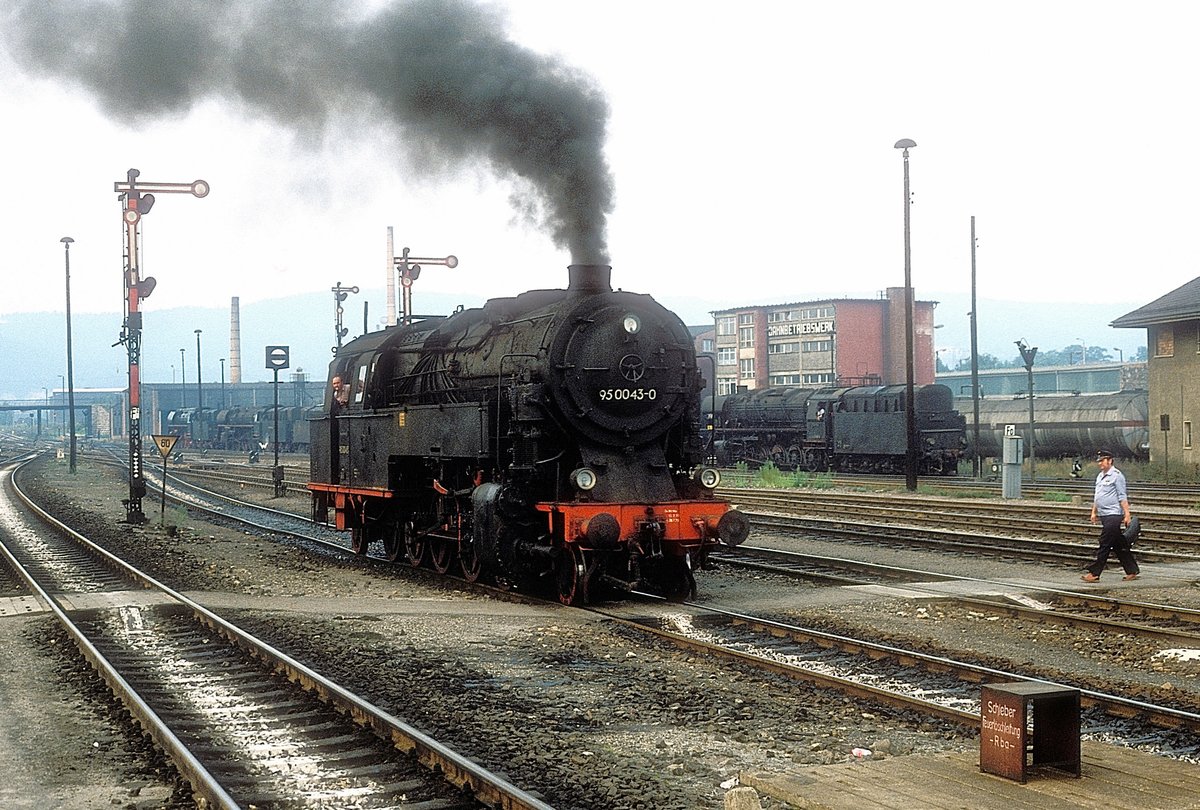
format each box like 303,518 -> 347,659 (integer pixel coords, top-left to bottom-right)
713,383 -> 967,475
956,390 -> 1149,460
165,406 -> 319,454
307,264 -> 750,604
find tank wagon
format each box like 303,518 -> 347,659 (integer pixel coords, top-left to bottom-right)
957,390 -> 1149,460
715,383 -> 967,475
307,264 -> 749,604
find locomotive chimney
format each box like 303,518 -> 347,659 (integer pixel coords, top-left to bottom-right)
567,264 -> 612,295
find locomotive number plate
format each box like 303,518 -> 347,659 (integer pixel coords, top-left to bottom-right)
598,387 -> 658,402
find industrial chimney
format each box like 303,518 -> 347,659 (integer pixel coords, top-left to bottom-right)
230,296 -> 242,384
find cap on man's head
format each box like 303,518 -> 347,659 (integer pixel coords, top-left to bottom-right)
1095,449 -> 1114,460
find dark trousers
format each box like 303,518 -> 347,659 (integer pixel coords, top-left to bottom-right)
1086,514 -> 1139,577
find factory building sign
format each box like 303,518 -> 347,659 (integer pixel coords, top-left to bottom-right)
768,320 -> 834,337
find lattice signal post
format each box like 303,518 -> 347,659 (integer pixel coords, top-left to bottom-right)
114,169 -> 209,523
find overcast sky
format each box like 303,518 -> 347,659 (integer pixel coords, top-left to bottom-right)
1,0 -> 1192,364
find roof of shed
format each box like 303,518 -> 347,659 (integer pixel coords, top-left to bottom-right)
1111,276 -> 1200,328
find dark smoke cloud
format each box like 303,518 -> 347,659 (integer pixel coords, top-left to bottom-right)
3,0 -> 613,262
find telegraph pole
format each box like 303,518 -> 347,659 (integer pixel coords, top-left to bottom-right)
969,216 -> 981,477
894,139 -> 918,491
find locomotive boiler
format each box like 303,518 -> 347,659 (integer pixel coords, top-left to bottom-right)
307,264 -> 749,604
714,383 -> 967,475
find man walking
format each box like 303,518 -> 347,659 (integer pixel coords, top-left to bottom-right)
1081,449 -> 1138,582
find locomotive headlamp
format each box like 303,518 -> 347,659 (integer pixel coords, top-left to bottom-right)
695,467 -> 721,489
571,467 -> 598,491
622,313 -> 641,335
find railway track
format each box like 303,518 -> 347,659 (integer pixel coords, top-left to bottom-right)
145,463 -> 1200,753
1,458 -> 552,809
710,544 -> 1200,648
597,598 -> 1200,754
724,471 -> 1200,511
722,487 -> 1200,559
145,464 -> 1200,752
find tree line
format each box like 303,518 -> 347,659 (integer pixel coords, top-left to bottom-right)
937,344 -> 1149,373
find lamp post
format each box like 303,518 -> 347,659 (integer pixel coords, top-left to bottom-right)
894,138 -> 918,491
180,348 -> 186,408
1113,347 -> 1123,363
194,329 -> 203,409
220,358 -> 226,408
969,215 -> 981,478
1076,337 -> 1086,366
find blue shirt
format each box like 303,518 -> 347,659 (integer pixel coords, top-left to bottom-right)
1094,466 -> 1128,516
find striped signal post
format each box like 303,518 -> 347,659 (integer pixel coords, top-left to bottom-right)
113,169 -> 209,523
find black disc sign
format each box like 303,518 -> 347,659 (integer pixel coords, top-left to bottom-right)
266,345 -> 290,370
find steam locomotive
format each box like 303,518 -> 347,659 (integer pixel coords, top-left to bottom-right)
308,265 -> 749,604
165,406 -> 318,454
714,383 -> 967,475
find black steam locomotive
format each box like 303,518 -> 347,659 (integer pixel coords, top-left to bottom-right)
308,265 -> 749,604
714,383 -> 967,475
166,406 -> 318,454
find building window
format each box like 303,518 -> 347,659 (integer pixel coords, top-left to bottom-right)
1186,420 -> 1193,450
739,327 -> 755,349
717,378 -> 738,395
738,313 -> 754,325
801,339 -> 832,353
717,317 -> 735,336
770,374 -> 802,385
768,342 -> 799,354
717,347 -> 736,365
802,372 -> 834,385
701,339 -> 714,353
739,358 -> 755,379
1156,326 -> 1174,357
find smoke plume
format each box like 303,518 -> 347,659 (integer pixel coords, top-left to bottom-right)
4,0 -> 613,262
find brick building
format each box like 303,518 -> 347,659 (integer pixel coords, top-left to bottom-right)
711,287 -> 938,395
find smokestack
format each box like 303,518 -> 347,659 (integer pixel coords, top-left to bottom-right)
567,264 -> 612,295
229,296 -> 242,385
386,226 -> 396,327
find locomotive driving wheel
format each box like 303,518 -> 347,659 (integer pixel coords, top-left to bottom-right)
460,540 -> 482,582
382,522 -> 403,562
804,449 -> 821,472
403,521 -> 425,567
557,545 -> 593,606
429,539 -> 455,574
